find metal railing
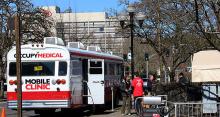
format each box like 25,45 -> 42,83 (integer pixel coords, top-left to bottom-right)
133,94 -> 220,117
169,102 -> 220,117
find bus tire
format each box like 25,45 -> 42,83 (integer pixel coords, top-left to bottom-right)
91,105 -> 105,114
114,91 -> 120,107
92,105 -> 96,114
34,109 -> 55,116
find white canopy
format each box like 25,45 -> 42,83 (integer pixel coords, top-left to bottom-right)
192,50 -> 220,82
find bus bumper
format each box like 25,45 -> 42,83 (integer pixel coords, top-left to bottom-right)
7,100 -> 70,109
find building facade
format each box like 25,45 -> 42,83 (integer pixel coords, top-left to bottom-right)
42,6 -> 125,55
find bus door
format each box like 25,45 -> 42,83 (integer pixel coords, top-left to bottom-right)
70,59 -> 83,104
87,59 -> 104,104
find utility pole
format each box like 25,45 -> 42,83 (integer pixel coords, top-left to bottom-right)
146,60 -> 149,78
145,53 -> 149,78
15,0 -> 22,116
129,11 -> 135,79
156,1 -> 162,82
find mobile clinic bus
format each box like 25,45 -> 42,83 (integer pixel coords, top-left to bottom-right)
7,37 -> 123,114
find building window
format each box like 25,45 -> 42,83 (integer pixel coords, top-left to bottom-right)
99,27 -> 104,32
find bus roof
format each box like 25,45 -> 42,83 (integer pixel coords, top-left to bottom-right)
68,47 -> 123,62
7,43 -> 123,62
7,44 -> 70,61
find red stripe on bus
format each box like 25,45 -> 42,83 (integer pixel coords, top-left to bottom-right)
70,52 -> 122,61
7,91 -> 71,100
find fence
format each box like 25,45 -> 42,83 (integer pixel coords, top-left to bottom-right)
168,102 -> 220,117
134,95 -> 220,117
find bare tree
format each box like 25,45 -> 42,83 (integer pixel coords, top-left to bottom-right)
118,0 -> 214,81
21,7 -> 54,43
0,0 -> 53,98
188,0 -> 220,50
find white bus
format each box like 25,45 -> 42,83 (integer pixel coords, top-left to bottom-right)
7,37 -> 123,114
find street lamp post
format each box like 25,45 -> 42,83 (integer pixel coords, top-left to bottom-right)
119,4 -> 145,79
128,5 -> 135,79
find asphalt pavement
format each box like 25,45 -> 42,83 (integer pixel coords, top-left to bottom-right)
0,101 -> 138,117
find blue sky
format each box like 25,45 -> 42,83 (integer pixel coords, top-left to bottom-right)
32,0 -> 138,13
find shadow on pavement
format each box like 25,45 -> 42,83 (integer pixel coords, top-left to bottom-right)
28,106 -> 121,117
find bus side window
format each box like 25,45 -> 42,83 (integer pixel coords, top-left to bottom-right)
116,64 -> 121,75
59,61 -> 67,76
104,63 -> 108,75
109,64 -> 115,75
71,60 -> 82,76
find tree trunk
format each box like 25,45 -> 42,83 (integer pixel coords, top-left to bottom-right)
0,80 -> 4,99
169,70 -> 175,82
0,60 -> 4,99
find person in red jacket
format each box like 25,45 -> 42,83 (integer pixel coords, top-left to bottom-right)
132,72 -> 144,98
132,72 -> 143,113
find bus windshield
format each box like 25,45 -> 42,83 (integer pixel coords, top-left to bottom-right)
9,62 -> 55,76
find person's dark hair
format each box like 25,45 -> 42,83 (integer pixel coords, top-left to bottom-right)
178,72 -> 189,85
179,72 -> 184,77
135,72 -> 140,77
125,71 -> 129,76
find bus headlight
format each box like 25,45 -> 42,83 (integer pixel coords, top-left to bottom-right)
56,79 -> 61,85
9,80 -> 14,85
52,79 -> 66,85
61,79 -> 66,84
55,79 -> 66,85
52,79 -> 56,85
9,80 -> 17,85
